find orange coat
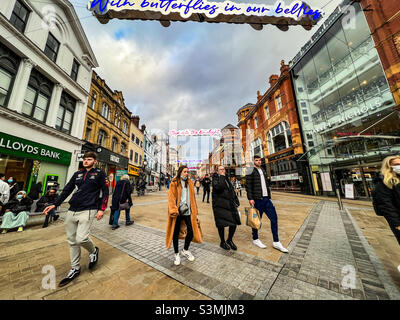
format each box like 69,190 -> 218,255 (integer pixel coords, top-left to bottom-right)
166,177 -> 203,249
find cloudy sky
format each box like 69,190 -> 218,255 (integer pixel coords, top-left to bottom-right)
72,0 -> 343,135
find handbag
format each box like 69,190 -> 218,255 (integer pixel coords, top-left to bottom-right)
245,206 -> 261,229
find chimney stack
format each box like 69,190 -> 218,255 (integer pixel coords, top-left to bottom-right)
141,124 -> 146,133
269,74 -> 279,87
131,115 -> 140,128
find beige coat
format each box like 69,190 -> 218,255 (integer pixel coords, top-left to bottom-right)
166,177 -> 203,249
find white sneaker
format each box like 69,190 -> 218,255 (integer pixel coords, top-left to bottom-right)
181,249 -> 195,261
174,253 -> 181,265
397,265 -> 400,273
253,239 -> 267,249
273,242 -> 289,253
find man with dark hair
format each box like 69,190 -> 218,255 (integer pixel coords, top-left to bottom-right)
36,188 -> 59,228
43,152 -> 109,287
0,173 -> 10,205
245,155 -> 288,252
202,174 -> 211,203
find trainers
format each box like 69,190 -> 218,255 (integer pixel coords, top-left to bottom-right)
17,227 -> 23,232
53,215 -> 60,222
253,239 -> 267,249
220,242 -> 230,250
273,242 -> 289,253
89,247 -> 99,269
397,265 -> 400,273
181,249 -> 195,261
226,239 -> 237,251
174,253 -> 181,266
59,268 -> 80,287
111,225 -> 120,230
1,229 -> 7,234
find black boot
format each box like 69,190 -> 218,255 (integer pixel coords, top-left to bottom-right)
220,242 -> 230,250
226,239 -> 237,251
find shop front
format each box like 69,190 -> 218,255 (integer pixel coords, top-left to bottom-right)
0,131 -> 72,194
128,164 -> 141,186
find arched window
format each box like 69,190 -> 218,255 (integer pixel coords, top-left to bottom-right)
251,138 -> 264,158
122,121 -> 128,134
267,121 -> 292,154
101,102 -> 110,120
112,137 -> 118,152
90,91 -> 96,109
98,130 -> 107,147
121,142 -> 126,155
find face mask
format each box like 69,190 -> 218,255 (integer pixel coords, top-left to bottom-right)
392,165 -> 400,174
8,179 -> 12,183
16,195 -> 23,200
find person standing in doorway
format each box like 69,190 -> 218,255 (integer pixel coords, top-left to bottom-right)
245,156 -> 288,253
166,166 -> 202,265
8,177 -> 20,201
43,152 -> 109,287
202,174 -> 211,203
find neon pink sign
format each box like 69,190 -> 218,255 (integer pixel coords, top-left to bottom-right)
169,129 -> 221,137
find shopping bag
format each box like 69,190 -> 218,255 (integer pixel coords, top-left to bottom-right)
179,220 -> 187,239
245,207 -> 261,229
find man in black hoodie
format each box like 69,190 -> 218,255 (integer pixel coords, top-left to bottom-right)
43,152 -> 109,287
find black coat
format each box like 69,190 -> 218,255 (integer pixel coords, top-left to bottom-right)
202,178 -> 211,191
9,183 -> 20,200
36,193 -> 59,212
372,176 -> 400,227
245,166 -> 272,201
211,173 -> 241,228
111,180 -> 133,211
4,197 -> 33,214
28,182 -> 43,200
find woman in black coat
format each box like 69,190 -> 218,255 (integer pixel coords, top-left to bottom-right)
211,166 -> 241,251
372,156 -> 400,245
110,175 -> 133,230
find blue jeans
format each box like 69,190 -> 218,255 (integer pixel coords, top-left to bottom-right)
113,208 -> 131,227
252,197 -> 279,242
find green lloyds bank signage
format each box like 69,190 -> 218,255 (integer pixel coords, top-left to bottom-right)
0,132 -> 72,166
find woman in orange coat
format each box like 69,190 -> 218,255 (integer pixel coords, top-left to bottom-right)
166,166 -> 202,265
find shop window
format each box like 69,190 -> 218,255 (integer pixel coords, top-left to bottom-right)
135,152 -> 138,164
56,91 -> 75,134
98,130 -> 107,147
10,0 -> 30,34
22,69 -> 53,123
44,33 -> 60,63
112,137 -> 118,152
71,59 -> 79,81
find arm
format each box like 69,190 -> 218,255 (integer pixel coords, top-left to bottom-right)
245,171 -> 254,201
98,171 -> 109,212
168,182 -> 179,217
53,173 -> 77,207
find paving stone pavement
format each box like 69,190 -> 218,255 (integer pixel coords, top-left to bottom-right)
90,200 -> 400,300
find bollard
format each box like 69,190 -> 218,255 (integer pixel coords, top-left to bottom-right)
336,188 -> 344,211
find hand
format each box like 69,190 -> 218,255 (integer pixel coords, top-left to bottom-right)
96,210 -> 104,220
396,226 -> 400,231
43,205 -> 55,215
249,200 -> 255,207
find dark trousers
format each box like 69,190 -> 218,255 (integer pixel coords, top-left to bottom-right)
253,197 -> 279,242
196,187 -> 200,195
43,209 -> 56,226
203,189 -> 210,202
218,226 -> 236,243
173,215 -> 193,254
110,208 -> 132,226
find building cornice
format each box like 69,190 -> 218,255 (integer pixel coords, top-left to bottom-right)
0,106 -> 82,145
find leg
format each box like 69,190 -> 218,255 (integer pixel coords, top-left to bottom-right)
183,215 -> 193,251
202,190 -> 206,202
265,199 -> 279,242
75,210 -> 96,255
113,209 -> 121,227
228,225 -> 236,241
218,227 -> 225,243
252,199 -> 265,240
125,208 -> 131,223
206,190 -> 210,202
172,215 -> 182,254
65,211 -> 81,269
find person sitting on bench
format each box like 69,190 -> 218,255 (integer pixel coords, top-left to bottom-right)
36,188 -> 59,228
1,191 -> 32,233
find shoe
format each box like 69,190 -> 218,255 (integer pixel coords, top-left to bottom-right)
59,268 -> 80,287
111,225 -> 120,230
226,239 -> 237,251
42,224 -> 48,228
207,201 -> 210,203
398,265 -> 400,273
253,239 -> 267,249
181,249 -> 195,261
1,229 -> 7,234
53,215 -> 59,221
273,242 -> 289,253
89,247 -> 99,269
220,242 -> 230,250
126,221 -> 134,226
17,227 -> 23,232
174,253 -> 181,266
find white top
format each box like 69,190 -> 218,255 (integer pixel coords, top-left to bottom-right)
256,168 -> 268,197
0,179 -> 10,204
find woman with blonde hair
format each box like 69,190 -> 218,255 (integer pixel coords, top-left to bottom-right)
166,165 -> 202,265
372,155 -> 400,246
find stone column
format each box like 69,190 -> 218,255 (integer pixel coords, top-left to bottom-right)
71,100 -> 86,139
46,83 -> 64,128
7,58 -> 36,113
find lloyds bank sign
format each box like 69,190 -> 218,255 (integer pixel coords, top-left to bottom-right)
0,132 -> 72,166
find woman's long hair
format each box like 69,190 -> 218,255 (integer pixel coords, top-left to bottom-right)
176,165 -> 188,188
381,155 -> 400,189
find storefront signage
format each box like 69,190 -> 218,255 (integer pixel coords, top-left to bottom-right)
268,149 -> 294,162
271,172 -> 299,181
128,165 -> 141,176
345,184 -> 355,199
320,172 -> 332,192
0,132 -> 71,166
116,169 -> 129,182
110,154 -> 120,163
169,129 -> 221,137
311,165 -> 319,172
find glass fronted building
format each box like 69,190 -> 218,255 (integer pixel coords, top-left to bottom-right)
290,1 -> 400,199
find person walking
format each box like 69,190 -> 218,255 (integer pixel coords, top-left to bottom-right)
0,174 -> 10,206
195,178 -> 201,195
1,191 -> 32,233
372,155 -> 400,271
212,166 -> 241,251
245,156 -> 288,252
202,174 -> 211,203
110,175 -> 134,230
235,179 -> 242,197
36,188 -> 59,228
43,152 -> 109,287
8,177 -> 20,201
166,166 -> 202,266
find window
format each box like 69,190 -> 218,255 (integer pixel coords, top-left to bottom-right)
10,0 -> 30,33
98,130 -> 107,147
130,150 -> 133,161
56,91 -> 75,134
71,59 -> 79,81
304,116 -> 309,122
114,112 -> 119,126
140,141 -> 143,148
298,87 -> 303,93
300,102 -> 307,108
0,44 -> 20,107
101,102 -> 110,120
131,133 -> 135,142
267,121 -> 292,154
85,121 -> 93,141
121,143 -> 126,155
90,91 -> 96,109
254,117 -> 258,128
302,109 -> 308,115
275,95 -> 282,110
139,155 -> 142,165
123,121 -> 128,134
265,106 -> 270,120
44,33 -> 60,63
111,137 -> 118,152
136,137 -> 140,145
135,152 -> 138,164
308,141 -> 315,147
